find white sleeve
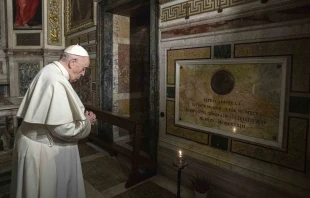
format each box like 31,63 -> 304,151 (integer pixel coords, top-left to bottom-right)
46,119 -> 91,142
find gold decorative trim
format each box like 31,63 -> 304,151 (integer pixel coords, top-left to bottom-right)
65,1 -> 95,35
161,0 -> 258,22
48,0 -> 62,45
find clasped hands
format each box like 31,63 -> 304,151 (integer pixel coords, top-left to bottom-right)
85,111 -> 97,125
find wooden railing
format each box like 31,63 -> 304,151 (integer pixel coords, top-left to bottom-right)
85,105 -> 156,188
0,100 -> 20,183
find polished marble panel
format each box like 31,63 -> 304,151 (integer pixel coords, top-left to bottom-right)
214,44 -> 231,59
19,63 -> 40,96
101,182 -> 127,198
231,117 -> 307,171
167,47 -> 211,85
81,153 -> 107,164
72,67 -> 92,105
113,15 -> 130,42
166,100 -> 209,144
166,87 -> 175,98
116,99 -> 130,115
118,44 -> 130,93
84,180 -> 104,198
82,156 -> 127,192
289,96 -> 310,115
90,59 -> 96,81
130,24 -> 149,93
113,180 -> 176,198
151,175 -> 194,198
78,143 -> 100,158
235,38 -> 310,92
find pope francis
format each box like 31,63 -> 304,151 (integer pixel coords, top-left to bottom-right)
10,45 -> 97,198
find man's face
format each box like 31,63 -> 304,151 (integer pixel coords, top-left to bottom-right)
68,56 -> 90,82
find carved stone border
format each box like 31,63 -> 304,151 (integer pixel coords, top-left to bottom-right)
161,0 -> 257,22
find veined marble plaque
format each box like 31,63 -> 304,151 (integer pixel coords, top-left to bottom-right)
175,58 -> 287,148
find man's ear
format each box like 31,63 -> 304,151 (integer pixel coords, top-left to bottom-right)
68,59 -> 76,69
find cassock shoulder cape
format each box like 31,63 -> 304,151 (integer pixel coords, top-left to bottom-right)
17,61 -> 86,125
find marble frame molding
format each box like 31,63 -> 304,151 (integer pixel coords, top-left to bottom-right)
0,57 -> 8,84
174,58 -> 288,148
9,57 -> 43,97
6,0 -> 43,49
12,30 -> 43,49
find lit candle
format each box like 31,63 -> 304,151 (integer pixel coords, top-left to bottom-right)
179,150 -> 182,158
178,150 -> 183,164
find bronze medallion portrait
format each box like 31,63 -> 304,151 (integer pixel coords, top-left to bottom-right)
211,70 -> 235,95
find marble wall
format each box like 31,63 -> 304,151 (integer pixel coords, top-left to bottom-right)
110,13 -> 151,142
0,0 -> 67,97
0,85 -> 8,104
161,0 -> 257,22
112,14 -> 131,141
158,0 -> 310,197
0,60 -> 5,85
0,10 -> 1,46
66,27 -> 98,107
0,0 -> 7,85
18,63 -> 40,96
62,0 -> 97,108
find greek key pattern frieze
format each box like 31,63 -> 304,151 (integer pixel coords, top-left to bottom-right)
161,0 -> 258,22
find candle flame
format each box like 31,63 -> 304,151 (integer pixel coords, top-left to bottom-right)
179,150 -> 182,157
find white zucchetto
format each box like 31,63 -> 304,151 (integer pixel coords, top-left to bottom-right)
64,44 -> 89,57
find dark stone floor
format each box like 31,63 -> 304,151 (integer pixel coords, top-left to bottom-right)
113,180 -> 177,198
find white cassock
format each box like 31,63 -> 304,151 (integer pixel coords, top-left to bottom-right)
10,61 -> 91,198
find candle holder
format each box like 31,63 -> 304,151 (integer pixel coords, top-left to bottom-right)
173,157 -> 188,169
173,156 -> 188,198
